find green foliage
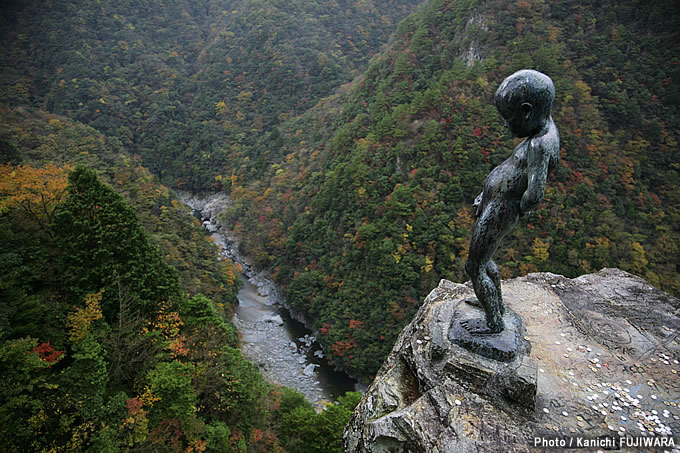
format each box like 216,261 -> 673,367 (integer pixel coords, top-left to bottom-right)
222,0 -> 680,380
53,166 -> 183,317
61,333 -> 109,421
205,420 -> 231,451
146,361 -> 197,423
272,390 -> 362,453
1,0 -> 422,191
0,337 -> 53,447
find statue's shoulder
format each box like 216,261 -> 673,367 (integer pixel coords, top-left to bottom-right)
531,120 -> 559,153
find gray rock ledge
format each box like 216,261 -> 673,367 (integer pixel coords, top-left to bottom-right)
344,269 -> 680,452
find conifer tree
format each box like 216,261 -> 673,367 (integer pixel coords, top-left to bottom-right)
52,166 -> 182,319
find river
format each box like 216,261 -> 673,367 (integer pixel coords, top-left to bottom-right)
180,192 -> 359,409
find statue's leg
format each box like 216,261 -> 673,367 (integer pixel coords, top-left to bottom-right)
486,260 -> 504,315
465,261 -> 504,333
464,207 -> 505,333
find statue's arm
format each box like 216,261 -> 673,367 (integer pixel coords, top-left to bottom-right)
472,191 -> 483,218
520,140 -> 550,217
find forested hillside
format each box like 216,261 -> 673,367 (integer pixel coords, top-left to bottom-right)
1,0 -> 422,189
1,0 -> 416,449
221,0 -> 680,380
0,108 -> 362,450
2,0 -> 679,424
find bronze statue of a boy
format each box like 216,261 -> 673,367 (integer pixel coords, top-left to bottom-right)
463,69 -> 560,334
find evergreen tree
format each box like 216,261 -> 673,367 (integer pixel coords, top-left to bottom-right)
52,166 -> 182,319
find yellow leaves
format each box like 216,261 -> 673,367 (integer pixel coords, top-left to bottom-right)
27,410 -> 47,430
573,79 -> 592,102
391,250 -> 402,264
629,241 -> 648,275
421,256 -> 435,273
140,386 -> 160,408
531,237 -> 550,264
236,90 -> 253,105
0,163 -> 71,229
263,187 -> 273,199
215,100 -> 228,116
474,76 -> 489,90
66,291 -> 104,343
122,397 -> 150,445
615,157 -> 636,191
357,186 -> 367,202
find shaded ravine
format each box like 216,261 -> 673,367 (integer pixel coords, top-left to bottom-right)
179,192 -> 358,408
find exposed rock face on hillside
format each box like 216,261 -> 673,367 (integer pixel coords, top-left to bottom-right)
344,269 -> 680,452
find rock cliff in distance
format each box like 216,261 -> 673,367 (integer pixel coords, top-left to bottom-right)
344,269 -> 680,452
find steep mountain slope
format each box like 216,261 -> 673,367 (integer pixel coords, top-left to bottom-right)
1,0 -> 423,189
2,0 -> 678,386
222,0 -> 680,380
0,1 -> 423,448
0,107 -> 364,452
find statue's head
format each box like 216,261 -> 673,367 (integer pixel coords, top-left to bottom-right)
494,69 -> 555,138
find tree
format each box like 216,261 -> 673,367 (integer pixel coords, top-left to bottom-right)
52,166 -> 182,318
0,163 -> 71,236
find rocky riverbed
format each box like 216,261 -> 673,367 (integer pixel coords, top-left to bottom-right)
177,192 -> 357,408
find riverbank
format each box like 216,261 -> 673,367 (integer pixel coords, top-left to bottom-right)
177,191 -> 358,408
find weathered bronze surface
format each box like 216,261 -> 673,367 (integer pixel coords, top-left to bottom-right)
463,69 -> 560,335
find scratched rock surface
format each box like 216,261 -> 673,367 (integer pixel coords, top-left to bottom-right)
344,268 -> 680,452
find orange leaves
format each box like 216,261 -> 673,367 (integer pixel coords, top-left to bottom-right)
187,439 -> 208,453
168,336 -> 189,359
122,396 -> 150,445
331,338 -> 356,357
142,302 -> 189,359
348,319 -> 364,330
218,257 -> 239,289
125,397 -> 144,416
0,163 -> 71,231
143,302 -> 184,340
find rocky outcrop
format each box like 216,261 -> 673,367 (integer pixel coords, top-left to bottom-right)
344,269 -> 680,452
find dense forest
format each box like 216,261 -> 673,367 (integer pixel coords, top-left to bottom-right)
1,0 -> 422,188
2,0 -> 680,449
220,0 -> 680,380
1,0 -> 406,449
0,109 -> 361,450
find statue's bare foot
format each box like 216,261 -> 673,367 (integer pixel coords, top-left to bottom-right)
461,317 -> 504,334
464,297 -> 483,308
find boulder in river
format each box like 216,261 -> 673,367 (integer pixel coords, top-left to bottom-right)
263,314 -> 284,326
304,364 -> 319,376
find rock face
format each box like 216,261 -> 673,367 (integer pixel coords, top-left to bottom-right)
344,269 -> 680,452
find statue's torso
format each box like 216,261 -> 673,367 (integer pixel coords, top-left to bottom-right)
483,140 -> 529,202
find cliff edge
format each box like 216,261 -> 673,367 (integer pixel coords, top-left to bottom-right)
344,268 -> 680,452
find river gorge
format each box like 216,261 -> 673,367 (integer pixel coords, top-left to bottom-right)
180,192 -> 359,409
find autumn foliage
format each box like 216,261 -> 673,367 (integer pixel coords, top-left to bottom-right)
0,163 -> 71,231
